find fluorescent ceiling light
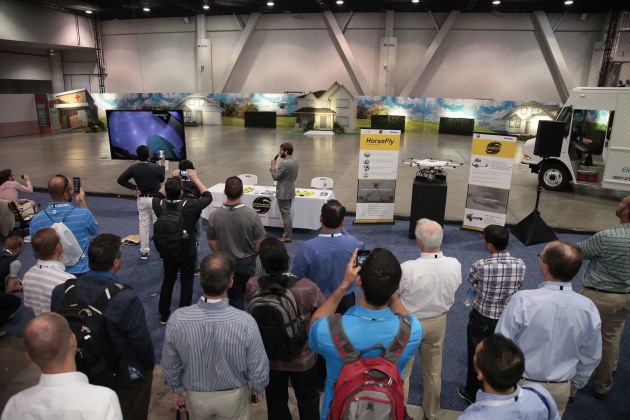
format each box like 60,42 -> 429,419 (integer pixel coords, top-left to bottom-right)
85,10 -> 93,14
267,1 -> 274,6
493,1 -> 501,4
143,7 -> 150,12
336,0 -> 344,4
203,5 -> 210,10
564,0 -> 574,4
412,0 -> 420,3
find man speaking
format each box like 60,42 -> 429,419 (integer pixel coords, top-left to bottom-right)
270,142 -> 299,243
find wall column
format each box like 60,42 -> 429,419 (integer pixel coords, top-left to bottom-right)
196,14 -> 210,93
49,51 -> 64,93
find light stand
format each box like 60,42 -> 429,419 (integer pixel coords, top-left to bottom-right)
510,156 -> 558,246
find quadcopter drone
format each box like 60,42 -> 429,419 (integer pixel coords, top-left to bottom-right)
402,158 -> 464,182
466,213 -> 483,222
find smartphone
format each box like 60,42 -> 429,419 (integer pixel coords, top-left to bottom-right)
356,249 -> 371,266
21,175 -> 25,179
158,149 -> 165,159
250,394 -> 258,404
180,170 -> 188,178
72,177 -> 81,193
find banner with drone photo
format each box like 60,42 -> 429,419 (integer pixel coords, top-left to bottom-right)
463,133 -> 517,231
355,129 -> 401,224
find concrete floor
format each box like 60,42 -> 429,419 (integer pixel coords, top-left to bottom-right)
0,125 -> 624,418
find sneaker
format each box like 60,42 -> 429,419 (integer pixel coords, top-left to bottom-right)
141,252 -> 149,260
23,236 -> 31,243
194,268 -> 200,276
458,386 -> 475,404
160,314 -> 169,325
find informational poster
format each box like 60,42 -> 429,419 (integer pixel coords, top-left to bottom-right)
355,129 -> 400,223
463,133 -> 517,230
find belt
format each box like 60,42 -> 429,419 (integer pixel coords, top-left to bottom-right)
237,254 -> 256,262
584,286 -> 630,295
523,377 -> 569,384
139,193 -> 154,197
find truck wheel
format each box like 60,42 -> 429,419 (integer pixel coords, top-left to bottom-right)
539,161 -> 570,191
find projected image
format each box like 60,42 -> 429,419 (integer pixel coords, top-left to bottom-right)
106,110 -> 187,161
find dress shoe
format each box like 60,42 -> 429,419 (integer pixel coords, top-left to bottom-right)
592,390 -> 608,400
458,385 -> 475,404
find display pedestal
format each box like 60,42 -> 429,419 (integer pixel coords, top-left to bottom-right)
408,178 -> 447,239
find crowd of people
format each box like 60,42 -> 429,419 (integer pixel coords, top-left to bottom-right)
0,147 -> 629,419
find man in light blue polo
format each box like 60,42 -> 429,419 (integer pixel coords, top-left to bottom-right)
29,175 -> 98,275
309,248 -> 422,420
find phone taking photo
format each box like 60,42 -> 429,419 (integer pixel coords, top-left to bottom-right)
158,149 -> 165,159
180,170 -> 188,178
356,249 -> 371,267
72,177 -> 81,193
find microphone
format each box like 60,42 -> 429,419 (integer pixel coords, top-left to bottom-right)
274,154 -> 279,160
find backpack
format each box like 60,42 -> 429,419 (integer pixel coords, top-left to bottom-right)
60,278 -> 128,388
44,208 -> 83,267
327,313 -> 413,420
247,274 -> 308,361
152,200 -> 188,259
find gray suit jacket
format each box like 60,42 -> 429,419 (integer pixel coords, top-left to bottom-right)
270,155 -> 299,200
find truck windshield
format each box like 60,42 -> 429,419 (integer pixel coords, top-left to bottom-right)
556,106 -> 572,137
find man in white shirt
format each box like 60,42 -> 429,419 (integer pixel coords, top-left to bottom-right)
1,312 -> 122,420
23,227 -> 75,315
398,219 -> 462,420
496,240 -> 602,416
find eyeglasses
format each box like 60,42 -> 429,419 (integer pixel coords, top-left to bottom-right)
537,253 -> 546,263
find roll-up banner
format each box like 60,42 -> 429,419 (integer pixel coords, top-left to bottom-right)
355,129 -> 400,224
463,133 -> 517,231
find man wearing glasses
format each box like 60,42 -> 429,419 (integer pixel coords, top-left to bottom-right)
29,174 -> 98,276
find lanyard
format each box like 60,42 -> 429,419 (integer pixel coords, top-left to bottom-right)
475,389 -> 523,407
222,204 -> 245,210
318,232 -> 342,238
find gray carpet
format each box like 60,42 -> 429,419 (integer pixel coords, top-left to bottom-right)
3,192 -> 628,419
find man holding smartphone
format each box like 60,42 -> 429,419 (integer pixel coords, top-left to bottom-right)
117,145 -> 166,260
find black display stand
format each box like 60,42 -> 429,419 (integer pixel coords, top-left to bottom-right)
408,178 -> 447,239
510,165 -> 557,246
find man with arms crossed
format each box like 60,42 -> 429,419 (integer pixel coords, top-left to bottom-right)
117,145 -> 166,260
270,142 -> 298,243
207,176 -> 266,309
459,334 -> 559,420
23,227 -> 75,316
29,174 -> 98,275
398,219 -> 461,420
51,234 -> 155,420
309,248 -> 423,419
162,252 -> 269,420
496,240 -> 602,415
1,312 -> 122,420
578,195 -> 630,399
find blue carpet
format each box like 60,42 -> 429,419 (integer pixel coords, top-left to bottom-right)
3,192 -> 628,419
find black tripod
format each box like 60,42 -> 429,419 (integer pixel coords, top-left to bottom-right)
511,157 -> 558,246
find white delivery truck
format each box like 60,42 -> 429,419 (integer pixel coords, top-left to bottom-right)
521,87 -> 630,191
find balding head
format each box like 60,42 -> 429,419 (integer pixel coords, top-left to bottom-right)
415,218 -> 443,251
32,227 -> 61,260
48,175 -> 70,202
616,196 -> 630,223
540,240 -> 582,282
23,313 -> 75,372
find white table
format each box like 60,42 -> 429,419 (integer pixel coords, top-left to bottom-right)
201,183 -> 335,230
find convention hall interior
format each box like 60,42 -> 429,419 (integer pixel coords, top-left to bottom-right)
1,0 -> 630,418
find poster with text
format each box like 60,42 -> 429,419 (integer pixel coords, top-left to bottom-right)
463,133 -> 516,230
355,129 -> 400,223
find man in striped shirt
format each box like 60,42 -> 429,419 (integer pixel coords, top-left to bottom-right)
162,252 -> 269,420
29,174 -> 98,275
23,227 -> 73,316
578,195 -> 630,399
459,224 -> 525,404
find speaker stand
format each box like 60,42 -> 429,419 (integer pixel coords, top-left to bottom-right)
511,160 -> 557,246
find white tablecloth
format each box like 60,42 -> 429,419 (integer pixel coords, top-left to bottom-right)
201,183 -> 335,230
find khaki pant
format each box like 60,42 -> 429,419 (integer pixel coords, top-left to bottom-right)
403,313 -> 446,420
187,385 -> 250,420
581,287 -> 630,394
519,379 -> 568,417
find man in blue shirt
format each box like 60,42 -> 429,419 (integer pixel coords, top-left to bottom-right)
309,248 -> 423,420
29,174 -> 98,275
459,334 -> 559,420
51,234 -> 155,420
496,240 -> 601,416
292,199 -> 363,313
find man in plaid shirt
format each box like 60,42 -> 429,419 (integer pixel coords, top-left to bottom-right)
458,225 -> 525,404
578,195 -> 630,400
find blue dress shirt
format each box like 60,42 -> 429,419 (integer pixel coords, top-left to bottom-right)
459,384 -> 560,419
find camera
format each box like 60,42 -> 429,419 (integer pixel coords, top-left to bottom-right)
356,249 -> 371,266
72,177 -> 81,193
180,170 -> 188,178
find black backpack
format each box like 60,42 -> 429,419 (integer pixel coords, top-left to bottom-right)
247,274 -> 308,361
60,278 -> 128,388
152,200 -> 188,259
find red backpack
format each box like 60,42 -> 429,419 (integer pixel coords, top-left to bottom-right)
327,313 -> 414,420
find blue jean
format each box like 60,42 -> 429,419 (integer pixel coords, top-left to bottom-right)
229,257 -> 256,310
464,309 -> 498,396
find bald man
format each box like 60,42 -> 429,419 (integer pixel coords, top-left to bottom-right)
1,313 -> 122,419
29,174 -> 98,275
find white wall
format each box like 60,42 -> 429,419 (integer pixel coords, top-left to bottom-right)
0,52 -> 50,80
